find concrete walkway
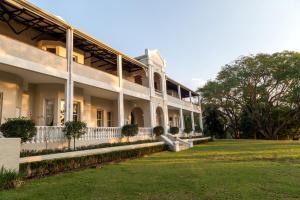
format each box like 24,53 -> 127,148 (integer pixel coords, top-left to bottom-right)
20,142 -> 165,164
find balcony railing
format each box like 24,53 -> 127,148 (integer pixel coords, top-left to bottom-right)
0,34 -> 67,72
123,79 -> 150,96
28,126 -> 153,144
73,62 -> 119,86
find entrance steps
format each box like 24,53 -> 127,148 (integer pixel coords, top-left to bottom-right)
161,134 -> 193,152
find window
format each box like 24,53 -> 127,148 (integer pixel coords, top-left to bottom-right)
107,112 -> 112,127
73,55 -> 78,62
97,109 -> 104,127
46,47 -> 56,54
169,117 -> 173,127
0,92 -> 3,124
45,99 -> 54,126
73,102 -> 80,122
60,100 -> 81,125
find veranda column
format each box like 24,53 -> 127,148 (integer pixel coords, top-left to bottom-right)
117,55 -> 124,127
64,28 -> 74,122
189,91 -> 192,103
163,104 -> 169,134
191,111 -> 195,134
180,108 -> 184,133
148,66 -> 154,128
177,85 -> 182,99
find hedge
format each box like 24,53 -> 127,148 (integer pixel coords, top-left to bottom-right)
192,138 -> 212,145
20,144 -> 168,178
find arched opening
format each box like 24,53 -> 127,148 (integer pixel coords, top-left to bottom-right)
156,107 -> 164,126
154,72 -> 162,92
130,107 -> 144,127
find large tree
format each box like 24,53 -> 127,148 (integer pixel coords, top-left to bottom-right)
199,51 -> 300,139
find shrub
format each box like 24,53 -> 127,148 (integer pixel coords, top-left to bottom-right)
20,144 -> 168,178
194,125 -> 202,133
184,127 -> 193,134
169,127 -> 179,135
0,167 -> 24,190
63,121 -> 87,150
0,117 -> 36,143
153,126 -> 164,136
121,124 -> 138,138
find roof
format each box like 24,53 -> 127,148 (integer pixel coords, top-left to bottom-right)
166,76 -> 199,96
4,0 -> 148,70
2,0 -> 198,93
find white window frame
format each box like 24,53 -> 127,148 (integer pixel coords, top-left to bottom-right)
45,99 -> 55,126
97,109 -> 104,127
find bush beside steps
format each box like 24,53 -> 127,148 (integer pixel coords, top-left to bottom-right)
20,144 -> 168,178
0,167 -> 24,190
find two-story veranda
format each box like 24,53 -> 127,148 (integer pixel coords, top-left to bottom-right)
0,0 -> 203,150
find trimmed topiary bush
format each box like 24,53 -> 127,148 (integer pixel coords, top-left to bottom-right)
169,127 -> 179,135
121,124 -> 139,139
0,117 -> 36,143
194,125 -> 202,133
63,121 -> 87,150
153,126 -> 164,136
184,127 -> 193,134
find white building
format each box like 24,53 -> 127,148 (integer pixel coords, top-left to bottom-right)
0,0 -> 203,149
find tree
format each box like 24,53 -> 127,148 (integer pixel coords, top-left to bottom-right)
239,108 -> 257,139
0,117 -> 36,143
203,105 -> 226,138
63,121 -> 87,150
199,51 -> 300,139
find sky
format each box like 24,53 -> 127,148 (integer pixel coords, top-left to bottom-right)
29,0 -> 300,90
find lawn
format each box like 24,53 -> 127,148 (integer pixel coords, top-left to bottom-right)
1,140 -> 300,200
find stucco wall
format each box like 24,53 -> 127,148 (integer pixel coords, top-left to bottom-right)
0,138 -> 21,172
0,71 -> 23,123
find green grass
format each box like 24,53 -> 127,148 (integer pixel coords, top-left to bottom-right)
2,140 -> 300,200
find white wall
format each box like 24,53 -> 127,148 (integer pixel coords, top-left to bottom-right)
0,138 -> 21,172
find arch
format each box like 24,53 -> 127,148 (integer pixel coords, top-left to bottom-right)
154,72 -> 162,92
156,106 -> 164,126
130,107 -> 144,127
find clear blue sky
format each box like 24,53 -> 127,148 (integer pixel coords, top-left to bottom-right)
29,0 -> 300,90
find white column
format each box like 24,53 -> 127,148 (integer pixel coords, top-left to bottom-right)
163,104 -> 169,134
178,85 -> 182,99
189,91 -> 192,103
148,66 -> 154,128
65,28 -> 74,122
148,66 -> 154,97
180,108 -> 184,131
191,111 -> 195,133
162,75 -> 167,100
117,55 -> 124,126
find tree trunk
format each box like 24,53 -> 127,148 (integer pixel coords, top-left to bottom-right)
73,137 -> 76,150
68,139 -> 71,150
